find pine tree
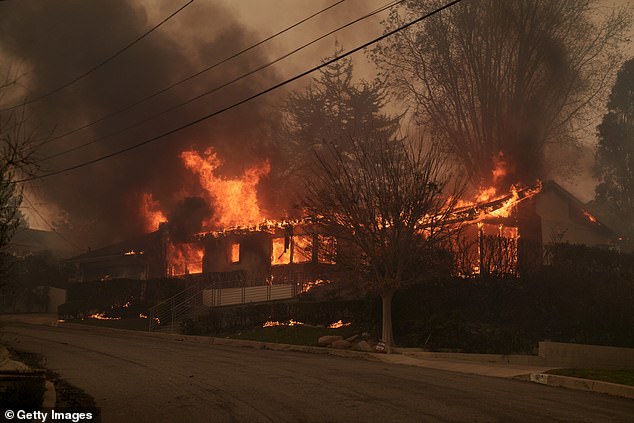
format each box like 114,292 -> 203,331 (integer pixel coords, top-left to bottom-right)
267,45 -> 400,213
595,58 -> 634,250
280,45 -> 399,174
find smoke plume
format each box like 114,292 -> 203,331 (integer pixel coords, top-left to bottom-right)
0,0 -> 284,250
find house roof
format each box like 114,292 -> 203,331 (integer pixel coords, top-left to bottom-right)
539,180 -> 617,237
66,230 -> 163,263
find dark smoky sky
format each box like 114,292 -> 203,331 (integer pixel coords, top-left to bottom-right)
0,0 -> 387,251
1,0 -> 630,252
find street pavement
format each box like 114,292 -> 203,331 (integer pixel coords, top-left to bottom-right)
1,315 -> 633,422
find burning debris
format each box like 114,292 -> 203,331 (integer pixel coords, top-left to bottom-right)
301,279 -> 330,293
86,313 -> 121,321
327,320 -> 351,329
262,319 -> 305,327
139,313 -> 160,326
447,183 -> 543,225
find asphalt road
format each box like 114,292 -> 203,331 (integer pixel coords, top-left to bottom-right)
1,322 -> 633,423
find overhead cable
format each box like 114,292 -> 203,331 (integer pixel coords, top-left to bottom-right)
0,0 -> 195,112
17,0 -> 463,183
38,0 -> 400,163
35,0 -> 347,150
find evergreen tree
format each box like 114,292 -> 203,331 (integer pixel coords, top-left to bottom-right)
594,58 -> 634,250
267,46 -> 400,213
280,45 -> 399,176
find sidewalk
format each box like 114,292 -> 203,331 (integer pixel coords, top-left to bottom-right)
380,349 -> 555,378
374,350 -> 634,400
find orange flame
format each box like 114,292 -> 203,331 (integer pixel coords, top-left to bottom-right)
582,210 -> 598,223
230,242 -> 240,263
181,148 -> 270,228
140,193 -> 167,232
263,319 -> 304,327
328,320 -> 351,329
87,313 -> 121,321
449,151 -> 540,225
168,242 -> 204,275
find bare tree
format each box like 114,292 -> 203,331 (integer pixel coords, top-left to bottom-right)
304,132 -> 461,352
372,0 -> 631,187
1,70 -> 39,269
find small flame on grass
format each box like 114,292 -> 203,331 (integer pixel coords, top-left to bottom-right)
262,319 -> 304,327
328,320 -> 351,329
87,313 -> 121,321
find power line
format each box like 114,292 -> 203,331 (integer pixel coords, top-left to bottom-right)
18,0 -> 462,184
21,194 -> 81,250
0,0 -> 195,112
35,0 -> 347,150
38,0 -> 401,164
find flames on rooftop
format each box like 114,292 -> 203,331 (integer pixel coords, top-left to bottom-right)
137,146 -> 541,278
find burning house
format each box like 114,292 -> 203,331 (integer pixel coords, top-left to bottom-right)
448,180 -> 618,277
64,143 -> 618,285
66,219 -> 339,287
198,220 -> 338,285
65,178 -> 617,284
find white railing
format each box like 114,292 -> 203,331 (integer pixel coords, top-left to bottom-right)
148,283 -> 299,331
202,284 -> 296,307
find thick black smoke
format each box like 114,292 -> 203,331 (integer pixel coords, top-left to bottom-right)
0,0 -> 284,250
167,196 -> 211,243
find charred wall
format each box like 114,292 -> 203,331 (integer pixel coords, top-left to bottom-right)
202,232 -> 271,281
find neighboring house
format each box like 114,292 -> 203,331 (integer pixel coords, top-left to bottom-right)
532,181 -> 615,247
66,230 -> 167,282
1,228 -> 76,313
453,180 -> 618,277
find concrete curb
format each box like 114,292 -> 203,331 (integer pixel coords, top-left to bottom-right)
394,348 -> 547,366
529,373 -> 634,400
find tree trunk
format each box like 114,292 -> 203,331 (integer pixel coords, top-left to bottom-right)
381,290 -> 395,354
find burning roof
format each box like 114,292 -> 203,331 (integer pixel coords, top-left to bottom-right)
444,182 -> 543,226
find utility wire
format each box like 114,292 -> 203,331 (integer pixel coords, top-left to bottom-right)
0,0 -> 195,112
21,194 -> 81,250
38,0 -> 401,164
35,0 -> 346,150
18,0 -> 462,184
